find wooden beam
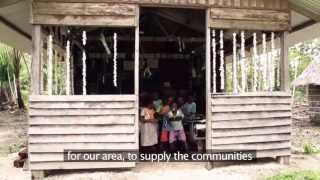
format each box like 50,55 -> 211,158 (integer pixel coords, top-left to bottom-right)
32,0 -> 290,11
291,20 -> 316,33
87,36 -> 204,42
210,8 -> 290,22
30,95 -> 137,102
33,2 -> 136,16
0,16 -> 31,40
32,15 -> 136,27
31,25 -> 42,95
134,6 -> 140,151
280,31 -> 290,92
30,162 -> 135,170
209,19 -> 290,31
205,9 -> 212,152
32,2 -> 137,26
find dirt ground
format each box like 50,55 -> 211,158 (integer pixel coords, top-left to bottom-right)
0,110 -> 29,180
0,105 -> 319,180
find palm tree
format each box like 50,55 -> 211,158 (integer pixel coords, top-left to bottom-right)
0,43 -> 27,109
0,43 -> 15,103
13,49 -> 25,109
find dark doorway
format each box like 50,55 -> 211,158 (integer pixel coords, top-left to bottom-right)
139,7 -> 206,152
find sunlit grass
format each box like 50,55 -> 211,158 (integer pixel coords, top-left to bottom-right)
267,171 -> 320,180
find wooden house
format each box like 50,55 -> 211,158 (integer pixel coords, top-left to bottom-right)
293,58 -> 320,124
23,0 -> 296,178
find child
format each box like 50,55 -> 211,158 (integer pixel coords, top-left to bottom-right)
168,103 -> 188,152
153,92 -> 163,113
182,95 -> 196,122
140,99 -> 158,153
159,96 -> 174,151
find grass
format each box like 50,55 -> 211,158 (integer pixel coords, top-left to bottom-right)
267,171 -> 320,180
303,142 -> 320,155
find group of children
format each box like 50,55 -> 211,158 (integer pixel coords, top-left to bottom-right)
140,92 -> 196,153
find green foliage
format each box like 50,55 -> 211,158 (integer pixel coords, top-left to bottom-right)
289,38 -> 320,104
7,142 -> 23,154
226,63 -> 233,92
0,43 -> 14,90
303,141 -> 320,155
20,54 -> 31,106
293,87 -> 307,104
0,42 -> 31,105
267,171 -> 320,180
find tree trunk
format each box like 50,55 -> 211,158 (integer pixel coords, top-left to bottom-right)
6,67 -> 16,103
13,49 -> 25,109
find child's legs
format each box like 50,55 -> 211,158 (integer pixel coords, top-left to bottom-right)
160,131 -> 169,143
177,130 -> 188,151
160,131 -> 169,152
177,130 -> 187,142
169,131 -> 179,152
169,131 -> 178,144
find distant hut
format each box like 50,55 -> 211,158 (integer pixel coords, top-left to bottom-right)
293,57 -> 320,124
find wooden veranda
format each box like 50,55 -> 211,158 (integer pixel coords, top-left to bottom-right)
28,0 -> 292,178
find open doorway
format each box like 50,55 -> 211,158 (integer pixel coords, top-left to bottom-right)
138,7 -> 206,153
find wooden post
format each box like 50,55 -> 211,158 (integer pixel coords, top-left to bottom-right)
205,9 -> 212,153
205,9 -> 213,170
134,6 -> 140,151
31,170 -> 45,180
279,31 -> 291,165
280,31 -> 289,92
232,33 -> 238,93
277,156 -> 290,165
70,56 -> 74,95
31,25 -> 42,95
306,85 -> 309,104
212,29 -> 216,93
40,37 -> 44,94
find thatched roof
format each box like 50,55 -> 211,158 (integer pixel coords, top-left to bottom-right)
293,57 -> 320,86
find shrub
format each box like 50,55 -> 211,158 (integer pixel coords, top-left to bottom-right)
303,142 -> 319,155
267,171 -> 320,180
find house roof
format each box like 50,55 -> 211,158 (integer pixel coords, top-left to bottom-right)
289,0 -> 320,21
0,0 -> 320,53
0,0 -> 31,52
293,57 -> 320,86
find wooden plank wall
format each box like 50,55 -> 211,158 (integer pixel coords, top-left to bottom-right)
209,0 -> 290,30
33,0 -> 289,10
308,85 -> 320,124
209,0 -> 288,10
28,95 -> 137,170
32,2 -> 138,26
32,0 -> 290,30
211,93 -> 292,158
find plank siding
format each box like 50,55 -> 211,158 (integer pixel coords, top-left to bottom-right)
308,85 -> 320,124
31,0 -> 290,30
211,93 -> 292,158
28,95 -> 137,170
29,162 -> 135,170
32,2 -> 137,26
209,7 -> 290,30
33,0 -> 289,10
